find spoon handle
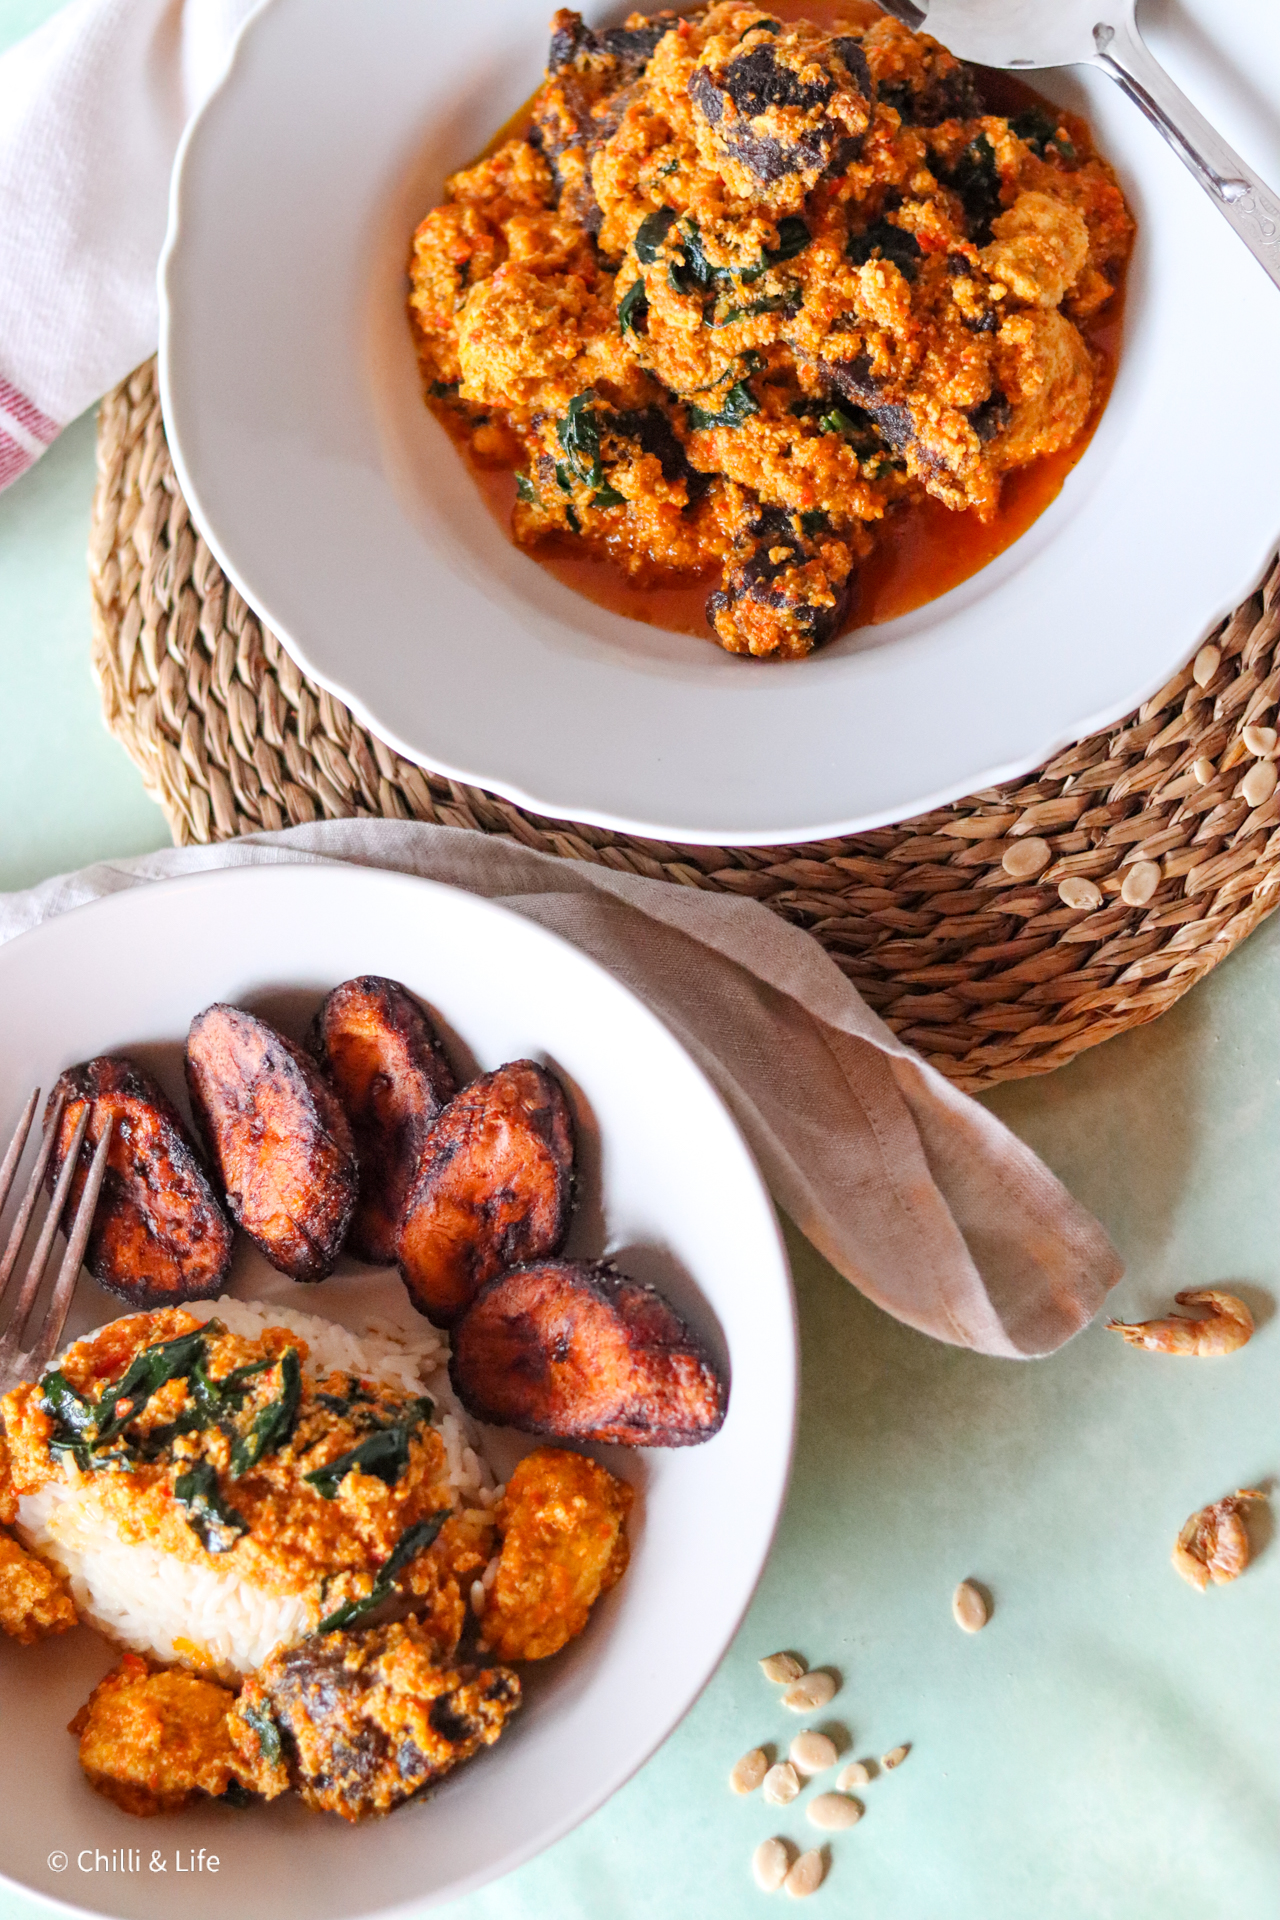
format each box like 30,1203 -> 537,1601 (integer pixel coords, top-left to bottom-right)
1090,8 -> 1280,293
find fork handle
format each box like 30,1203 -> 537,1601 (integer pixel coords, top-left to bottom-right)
1090,8 -> 1280,294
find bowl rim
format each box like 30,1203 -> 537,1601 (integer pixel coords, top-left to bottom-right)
158,0 -> 1280,847
0,862 -> 798,1920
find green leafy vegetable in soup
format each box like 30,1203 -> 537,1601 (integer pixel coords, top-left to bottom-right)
174,1460 -> 248,1554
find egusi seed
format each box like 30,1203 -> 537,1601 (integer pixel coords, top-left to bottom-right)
1120,860 -> 1160,907
762,1761 -> 801,1806
1242,759 -> 1278,808
952,1580 -> 989,1632
730,1747 -> 768,1795
784,1850 -> 825,1898
753,1838 -> 790,1892
808,1792 -> 863,1831
782,1671 -> 837,1713
836,1760 -> 871,1790
1058,875 -> 1103,912
1192,642 -> 1221,687
760,1651 -> 805,1684
1001,837 -> 1050,880
790,1731 -> 838,1776
882,1744 -> 910,1770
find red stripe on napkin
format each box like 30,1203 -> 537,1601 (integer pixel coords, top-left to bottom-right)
0,427 -> 36,488
0,376 -> 58,446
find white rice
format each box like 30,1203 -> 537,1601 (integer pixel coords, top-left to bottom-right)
15,1297 -> 496,1676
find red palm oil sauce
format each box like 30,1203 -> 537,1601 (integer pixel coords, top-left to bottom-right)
456,4 -> 1127,643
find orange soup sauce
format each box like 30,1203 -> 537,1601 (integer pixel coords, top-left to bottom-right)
460,7 -> 1127,641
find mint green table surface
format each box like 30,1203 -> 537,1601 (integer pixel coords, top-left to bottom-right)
2,6 -> 1277,1915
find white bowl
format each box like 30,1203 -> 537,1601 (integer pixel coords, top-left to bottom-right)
0,864 -> 795,1920
159,0 -> 1280,846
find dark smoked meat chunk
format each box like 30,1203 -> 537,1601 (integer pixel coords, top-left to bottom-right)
535,9 -> 689,229
689,26 -> 873,188
877,54 -> 981,127
967,390 -> 1012,443
819,351 -> 993,497
707,505 -> 856,660
819,352 -> 915,453
43,1056 -> 233,1307
450,1258 -> 727,1448
548,8 -> 681,83
606,405 -> 696,486
546,7 -> 593,72
595,402 -> 710,503
230,1620 -> 520,1822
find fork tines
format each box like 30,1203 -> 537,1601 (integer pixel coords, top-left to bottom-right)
0,1089 -> 114,1388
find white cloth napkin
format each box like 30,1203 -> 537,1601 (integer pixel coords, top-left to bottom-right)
0,0 -> 254,487
0,820 -> 1123,1357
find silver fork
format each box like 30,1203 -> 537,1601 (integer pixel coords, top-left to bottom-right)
877,0 -> 1280,294
0,1090 -> 114,1395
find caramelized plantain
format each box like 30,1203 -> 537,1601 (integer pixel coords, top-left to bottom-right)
185,1005 -> 357,1283
44,1057 -> 232,1307
307,976 -> 456,1265
449,1258 -> 727,1447
397,1061 -> 574,1327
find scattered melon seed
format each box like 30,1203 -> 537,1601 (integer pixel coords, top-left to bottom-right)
730,1748 -> 768,1795
760,1651 -> 805,1685
952,1580 -> 989,1633
782,1671 -> 837,1713
1242,759 -> 1279,808
790,1731 -> 838,1776
836,1760 -> 871,1791
1001,836 -> 1050,880
882,1744 -> 910,1770
784,1850 -> 826,1898
1192,755 -> 1216,785
1058,876 -> 1102,912
1243,724 -> 1278,757
1120,860 -> 1160,907
753,1838 -> 791,1893
762,1761 -> 801,1806
808,1792 -> 863,1831
1192,642 -> 1221,687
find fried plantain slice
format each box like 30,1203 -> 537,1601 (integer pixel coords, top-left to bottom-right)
307,976 -> 457,1266
449,1258 -> 727,1447
185,1005 -> 357,1283
397,1061 -> 574,1327
44,1057 -> 233,1307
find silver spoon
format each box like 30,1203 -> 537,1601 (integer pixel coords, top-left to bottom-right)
877,0 -> 1280,293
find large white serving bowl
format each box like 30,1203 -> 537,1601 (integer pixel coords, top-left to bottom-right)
159,0 -> 1280,846
0,863 -> 795,1920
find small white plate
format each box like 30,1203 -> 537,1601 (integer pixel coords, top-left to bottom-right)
159,0 -> 1280,846
0,864 -> 795,1920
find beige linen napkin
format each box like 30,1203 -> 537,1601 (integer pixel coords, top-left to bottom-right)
0,819 -> 1122,1356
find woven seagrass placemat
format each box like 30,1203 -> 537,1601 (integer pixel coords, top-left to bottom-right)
89,358 -> 1280,1092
